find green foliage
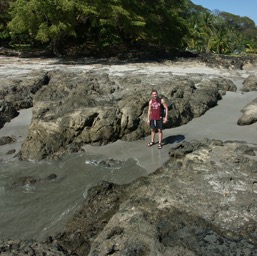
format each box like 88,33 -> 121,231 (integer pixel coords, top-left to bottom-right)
6,0 -> 189,53
0,0 -> 13,42
185,2 -> 257,54
3,0 -> 257,55
8,0 -> 77,51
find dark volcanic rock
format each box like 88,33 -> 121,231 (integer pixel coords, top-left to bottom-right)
53,181 -> 128,255
11,174 -> 58,188
6,149 -> 16,155
48,139 -> 257,255
199,53 -> 257,70
0,71 -> 50,109
12,176 -> 39,187
1,139 -> 257,255
0,239 -> 68,256
0,101 -> 19,129
0,71 -> 50,128
0,136 -> 16,145
46,173 -> 58,181
19,70 -> 235,160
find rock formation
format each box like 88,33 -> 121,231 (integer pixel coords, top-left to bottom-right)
237,75 -> 257,126
0,71 -> 50,128
2,139 -> 257,255
237,98 -> 257,125
16,70 -> 236,160
1,55 -> 257,255
242,75 -> 257,92
49,140 -> 257,255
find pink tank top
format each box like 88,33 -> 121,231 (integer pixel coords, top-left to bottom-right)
150,98 -> 161,120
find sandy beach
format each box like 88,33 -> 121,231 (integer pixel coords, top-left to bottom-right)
1,58 -> 257,172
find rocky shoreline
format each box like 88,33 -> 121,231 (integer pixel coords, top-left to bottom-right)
1,55 -> 257,255
1,139 -> 257,255
55,139 -> 257,256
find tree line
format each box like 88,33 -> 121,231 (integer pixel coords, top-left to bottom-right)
0,0 -> 257,56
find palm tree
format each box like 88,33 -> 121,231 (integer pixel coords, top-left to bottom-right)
210,24 -> 229,53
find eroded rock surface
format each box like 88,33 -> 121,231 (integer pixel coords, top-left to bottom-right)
48,139 -> 257,255
0,71 -> 50,128
1,139 -> 257,255
242,75 -> 257,92
17,70 -> 236,160
237,98 -> 257,125
0,239 -> 67,256
0,101 -> 19,129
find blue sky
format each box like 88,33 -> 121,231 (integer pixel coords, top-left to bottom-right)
191,0 -> 257,25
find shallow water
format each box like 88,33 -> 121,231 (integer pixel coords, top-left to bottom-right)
0,152 -> 147,241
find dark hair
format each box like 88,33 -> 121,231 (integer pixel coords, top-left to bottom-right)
151,89 -> 158,94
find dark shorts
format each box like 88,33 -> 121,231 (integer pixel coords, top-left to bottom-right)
150,119 -> 163,130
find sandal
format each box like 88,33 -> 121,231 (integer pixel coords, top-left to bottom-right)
147,142 -> 155,147
158,143 -> 162,149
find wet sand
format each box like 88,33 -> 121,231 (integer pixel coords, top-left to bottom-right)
83,85 -> 257,174
83,67 -> 257,173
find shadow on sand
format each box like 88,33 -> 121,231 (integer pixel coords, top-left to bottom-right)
163,134 -> 185,145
